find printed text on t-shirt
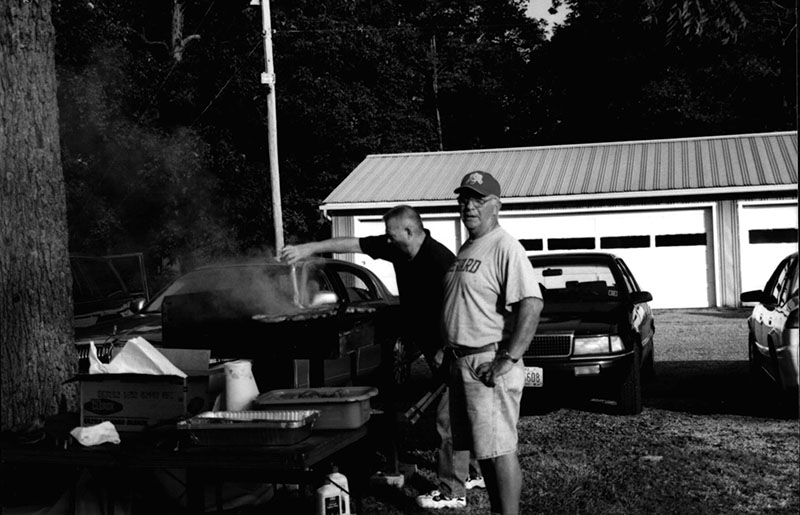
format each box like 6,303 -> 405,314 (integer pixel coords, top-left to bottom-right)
450,258 -> 481,273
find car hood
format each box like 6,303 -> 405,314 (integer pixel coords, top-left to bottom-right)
74,312 -> 163,345
537,302 -> 628,336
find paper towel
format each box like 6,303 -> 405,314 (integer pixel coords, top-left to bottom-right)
88,337 -> 187,378
70,421 -> 121,446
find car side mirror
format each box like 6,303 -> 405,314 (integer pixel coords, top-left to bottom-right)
311,291 -> 338,306
630,291 -> 652,304
740,290 -> 775,304
129,298 -> 146,313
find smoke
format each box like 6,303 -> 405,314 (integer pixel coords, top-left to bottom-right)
161,261 -> 334,324
57,45 -> 239,284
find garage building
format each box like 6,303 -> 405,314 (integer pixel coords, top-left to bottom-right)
319,131 -> 798,309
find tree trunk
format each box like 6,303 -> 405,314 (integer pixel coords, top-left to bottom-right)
1,0 -> 76,432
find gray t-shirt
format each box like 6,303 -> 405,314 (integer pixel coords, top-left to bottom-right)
443,226 -> 542,347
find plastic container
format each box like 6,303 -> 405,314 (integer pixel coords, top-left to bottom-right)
254,386 -> 379,430
326,468 -> 351,515
315,482 -> 341,515
177,409 -> 319,446
314,466 -> 351,515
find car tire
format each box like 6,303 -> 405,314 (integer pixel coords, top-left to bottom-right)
616,342 -> 643,415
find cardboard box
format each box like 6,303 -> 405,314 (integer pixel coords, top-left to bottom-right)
78,348 -> 216,432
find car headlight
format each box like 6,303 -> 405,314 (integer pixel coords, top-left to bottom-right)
573,335 -> 624,355
574,336 -> 609,355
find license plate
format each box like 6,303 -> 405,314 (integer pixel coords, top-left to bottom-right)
524,366 -> 543,387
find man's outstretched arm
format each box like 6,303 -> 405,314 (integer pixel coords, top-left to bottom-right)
280,238 -> 362,264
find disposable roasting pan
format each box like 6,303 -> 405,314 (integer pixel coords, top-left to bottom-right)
177,409 -> 319,446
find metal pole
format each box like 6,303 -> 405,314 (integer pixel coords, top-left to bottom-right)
259,0 -> 284,252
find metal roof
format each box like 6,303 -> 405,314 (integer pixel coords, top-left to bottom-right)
322,131 -> 797,210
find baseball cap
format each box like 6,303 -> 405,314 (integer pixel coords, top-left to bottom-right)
454,171 -> 501,197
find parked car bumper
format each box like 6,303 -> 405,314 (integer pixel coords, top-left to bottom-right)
522,349 -> 635,387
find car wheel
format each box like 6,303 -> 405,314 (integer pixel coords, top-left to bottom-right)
616,342 -> 643,415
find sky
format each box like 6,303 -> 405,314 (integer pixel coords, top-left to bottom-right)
525,0 -> 570,38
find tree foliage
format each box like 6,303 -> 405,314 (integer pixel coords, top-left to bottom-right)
526,0 -> 795,144
50,0 -> 796,282
642,0 -> 749,45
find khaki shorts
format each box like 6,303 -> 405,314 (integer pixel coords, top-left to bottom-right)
448,350 -> 524,460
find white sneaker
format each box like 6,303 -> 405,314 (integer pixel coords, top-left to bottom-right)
465,475 -> 485,490
416,490 -> 467,509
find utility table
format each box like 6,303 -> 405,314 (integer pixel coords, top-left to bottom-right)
1,425 -> 371,514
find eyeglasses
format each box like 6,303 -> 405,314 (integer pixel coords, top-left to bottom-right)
457,195 -> 495,207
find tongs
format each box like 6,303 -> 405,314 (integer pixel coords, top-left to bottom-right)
403,383 -> 447,425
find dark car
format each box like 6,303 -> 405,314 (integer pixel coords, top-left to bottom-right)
71,253 -> 149,331
740,252 -> 799,403
524,252 -> 655,415
75,258 -> 414,391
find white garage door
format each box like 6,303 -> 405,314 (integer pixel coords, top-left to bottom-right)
502,208 -> 714,309
739,203 -> 798,294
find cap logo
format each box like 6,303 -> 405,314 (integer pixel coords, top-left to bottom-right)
466,172 -> 484,185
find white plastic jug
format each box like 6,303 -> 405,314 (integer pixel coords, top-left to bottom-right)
315,481 -> 342,515
327,469 -> 351,515
315,468 -> 351,515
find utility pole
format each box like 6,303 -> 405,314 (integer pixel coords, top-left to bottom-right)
254,0 -> 284,251
431,35 -> 444,151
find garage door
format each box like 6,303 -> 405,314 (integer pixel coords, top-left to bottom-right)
502,208 -> 714,309
739,203 -> 798,294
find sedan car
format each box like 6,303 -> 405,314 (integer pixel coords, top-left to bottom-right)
75,258 -> 414,391
523,253 -> 655,415
740,252 -> 799,402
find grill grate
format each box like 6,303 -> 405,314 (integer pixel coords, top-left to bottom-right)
527,333 -> 573,358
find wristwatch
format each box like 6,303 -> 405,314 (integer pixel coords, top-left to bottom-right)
496,348 -> 520,363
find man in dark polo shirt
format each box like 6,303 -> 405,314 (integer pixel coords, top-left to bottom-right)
281,204 -> 483,509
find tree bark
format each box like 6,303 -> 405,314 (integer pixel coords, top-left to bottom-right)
1,0 -> 76,432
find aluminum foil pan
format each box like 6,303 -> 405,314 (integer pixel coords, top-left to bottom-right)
177,409 -> 319,446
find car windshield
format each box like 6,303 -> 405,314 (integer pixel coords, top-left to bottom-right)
145,264 -> 330,314
531,262 -> 619,303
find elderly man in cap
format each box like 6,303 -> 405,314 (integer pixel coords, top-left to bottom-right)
441,171 -> 543,515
